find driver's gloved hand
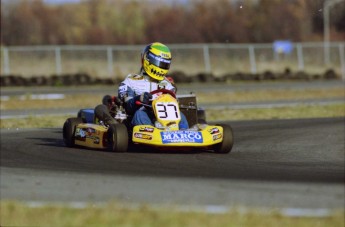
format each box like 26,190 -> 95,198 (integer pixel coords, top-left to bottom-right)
102,95 -> 113,105
114,96 -> 122,106
140,92 -> 152,105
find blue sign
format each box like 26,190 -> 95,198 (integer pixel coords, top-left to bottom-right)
161,131 -> 203,144
273,40 -> 293,54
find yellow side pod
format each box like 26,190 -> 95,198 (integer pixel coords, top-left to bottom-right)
74,123 -> 108,149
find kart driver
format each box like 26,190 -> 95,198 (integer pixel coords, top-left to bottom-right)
118,42 -> 188,128
94,42 -> 188,129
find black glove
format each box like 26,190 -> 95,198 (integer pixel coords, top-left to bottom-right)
139,92 -> 152,105
102,95 -> 113,105
114,96 -> 122,106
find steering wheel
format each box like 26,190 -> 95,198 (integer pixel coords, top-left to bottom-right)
135,89 -> 176,107
150,89 -> 176,99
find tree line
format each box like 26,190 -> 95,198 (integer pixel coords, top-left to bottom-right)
1,0 -> 344,46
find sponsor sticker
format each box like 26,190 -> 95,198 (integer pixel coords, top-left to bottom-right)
75,128 -> 86,138
129,74 -> 144,80
149,52 -> 170,63
161,131 -> 203,144
119,84 -> 127,93
86,128 -> 96,136
208,127 -> 220,134
134,133 -> 152,140
212,133 -> 222,141
139,127 -> 154,133
92,136 -> 100,144
75,128 -> 99,143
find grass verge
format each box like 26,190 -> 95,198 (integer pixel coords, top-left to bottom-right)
1,104 -> 344,128
1,87 -> 344,110
1,201 -> 343,227
206,104 -> 345,121
0,114 -> 74,129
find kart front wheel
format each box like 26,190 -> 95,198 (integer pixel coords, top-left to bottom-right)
214,124 -> 234,154
63,117 -> 83,147
107,124 -> 128,152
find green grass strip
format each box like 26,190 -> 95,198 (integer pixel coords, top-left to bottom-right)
206,104 -> 345,122
1,201 -> 343,227
1,104 -> 344,129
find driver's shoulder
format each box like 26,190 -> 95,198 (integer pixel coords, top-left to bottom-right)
126,73 -> 144,81
159,78 -> 174,89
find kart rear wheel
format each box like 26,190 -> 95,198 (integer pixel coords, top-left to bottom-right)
213,124 -> 234,154
107,124 -> 128,152
63,117 -> 83,147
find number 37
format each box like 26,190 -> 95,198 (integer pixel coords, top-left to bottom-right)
155,103 -> 180,120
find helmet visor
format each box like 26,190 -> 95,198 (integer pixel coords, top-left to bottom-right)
147,52 -> 171,70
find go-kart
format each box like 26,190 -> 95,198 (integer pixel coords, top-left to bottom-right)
63,89 -> 234,153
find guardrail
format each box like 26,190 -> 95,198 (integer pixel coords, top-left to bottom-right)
1,42 -> 344,80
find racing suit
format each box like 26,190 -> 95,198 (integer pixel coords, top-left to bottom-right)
118,70 -> 189,129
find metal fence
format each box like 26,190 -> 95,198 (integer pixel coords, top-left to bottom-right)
1,42 -> 344,80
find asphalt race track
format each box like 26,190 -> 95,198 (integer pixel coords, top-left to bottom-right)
1,117 -> 344,211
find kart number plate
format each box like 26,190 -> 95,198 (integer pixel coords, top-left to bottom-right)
155,102 -> 181,121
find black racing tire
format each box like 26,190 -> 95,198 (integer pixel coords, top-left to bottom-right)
63,117 -> 83,147
107,124 -> 128,152
213,124 -> 234,154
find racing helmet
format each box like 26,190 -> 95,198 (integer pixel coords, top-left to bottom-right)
141,42 -> 171,81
